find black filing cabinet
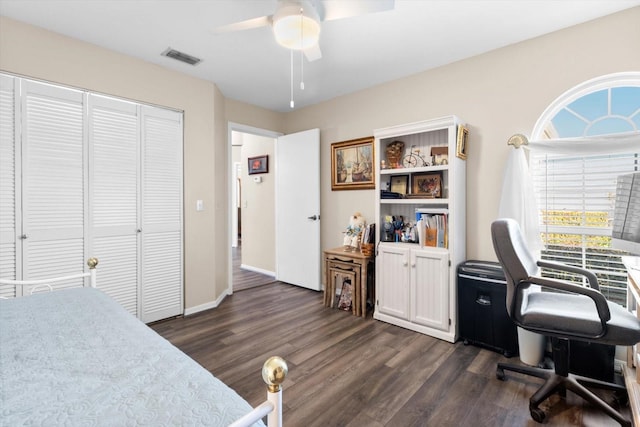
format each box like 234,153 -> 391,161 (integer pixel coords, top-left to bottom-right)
457,260 -> 518,357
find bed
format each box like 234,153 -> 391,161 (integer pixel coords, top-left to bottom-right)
0,259 -> 286,427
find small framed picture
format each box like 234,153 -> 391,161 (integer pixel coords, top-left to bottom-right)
248,155 -> 268,175
390,175 -> 409,195
456,125 -> 468,160
412,172 -> 442,198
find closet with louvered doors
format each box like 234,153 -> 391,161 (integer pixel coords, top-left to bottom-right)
0,74 -> 183,323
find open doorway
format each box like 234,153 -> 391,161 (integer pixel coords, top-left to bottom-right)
228,123 -> 281,293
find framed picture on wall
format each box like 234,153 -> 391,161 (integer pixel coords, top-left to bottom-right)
248,155 -> 268,174
331,136 -> 375,190
456,125 -> 468,160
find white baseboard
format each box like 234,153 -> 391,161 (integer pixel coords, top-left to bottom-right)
183,290 -> 229,316
240,264 -> 275,277
184,264 -> 274,316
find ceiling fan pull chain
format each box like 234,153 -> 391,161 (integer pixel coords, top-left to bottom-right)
300,8 -> 305,91
290,48 -> 295,109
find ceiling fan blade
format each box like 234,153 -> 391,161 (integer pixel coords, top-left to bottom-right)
320,0 -> 394,21
212,15 -> 272,34
304,44 -> 322,62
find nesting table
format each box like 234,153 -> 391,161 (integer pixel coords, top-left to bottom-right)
323,247 -> 374,318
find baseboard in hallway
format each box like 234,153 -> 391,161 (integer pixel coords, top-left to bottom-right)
233,245 -> 276,292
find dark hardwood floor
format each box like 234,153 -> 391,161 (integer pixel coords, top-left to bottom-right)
232,245 -> 276,292
151,282 -> 630,426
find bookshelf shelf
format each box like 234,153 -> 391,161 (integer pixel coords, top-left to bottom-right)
380,198 -> 450,205
380,165 -> 448,175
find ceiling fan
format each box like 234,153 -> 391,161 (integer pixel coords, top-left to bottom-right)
213,0 -> 395,62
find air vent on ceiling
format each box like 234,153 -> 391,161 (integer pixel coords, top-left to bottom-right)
161,48 -> 202,66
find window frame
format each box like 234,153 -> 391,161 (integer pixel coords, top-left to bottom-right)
529,72 -> 640,306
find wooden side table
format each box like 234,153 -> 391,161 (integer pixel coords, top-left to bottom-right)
323,247 -> 374,318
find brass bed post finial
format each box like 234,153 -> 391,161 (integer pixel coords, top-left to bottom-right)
262,356 -> 288,393
507,133 -> 529,149
87,258 -> 99,288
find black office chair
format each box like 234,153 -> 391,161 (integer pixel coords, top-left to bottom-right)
491,218 -> 640,426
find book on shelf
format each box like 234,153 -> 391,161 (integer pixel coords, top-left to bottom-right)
415,209 -> 448,248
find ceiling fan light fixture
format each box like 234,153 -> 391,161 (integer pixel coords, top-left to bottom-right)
273,2 -> 320,50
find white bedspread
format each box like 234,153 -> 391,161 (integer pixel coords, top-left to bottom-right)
0,288 -> 265,427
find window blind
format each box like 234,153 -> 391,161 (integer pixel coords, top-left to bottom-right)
530,151 -> 639,305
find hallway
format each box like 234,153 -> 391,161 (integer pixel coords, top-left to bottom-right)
232,244 -> 276,292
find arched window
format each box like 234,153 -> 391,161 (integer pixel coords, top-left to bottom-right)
530,72 -> 640,305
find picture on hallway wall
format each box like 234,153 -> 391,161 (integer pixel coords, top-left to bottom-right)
248,155 -> 268,174
331,136 -> 375,191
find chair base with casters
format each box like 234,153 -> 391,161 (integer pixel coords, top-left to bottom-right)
496,337 -> 629,426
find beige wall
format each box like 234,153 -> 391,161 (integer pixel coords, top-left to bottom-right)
1,7 -> 639,312
284,6 -> 640,261
240,134 -> 276,273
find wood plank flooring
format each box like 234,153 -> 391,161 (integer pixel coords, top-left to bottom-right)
151,282 -> 630,426
232,245 -> 276,292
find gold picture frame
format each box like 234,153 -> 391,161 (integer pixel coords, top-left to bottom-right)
411,172 -> 442,198
456,124 -> 468,160
331,136 -> 375,191
390,175 -> 409,195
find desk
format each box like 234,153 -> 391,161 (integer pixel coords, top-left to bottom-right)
323,247 -> 374,318
623,256 -> 640,427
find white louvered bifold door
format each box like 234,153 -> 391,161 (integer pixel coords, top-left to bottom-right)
20,81 -> 85,292
0,75 -> 18,297
140,106 -> 183,323
88,95 -> 139,316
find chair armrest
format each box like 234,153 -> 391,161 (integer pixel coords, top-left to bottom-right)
525,276 -> 611,325
537,260 -> 600,290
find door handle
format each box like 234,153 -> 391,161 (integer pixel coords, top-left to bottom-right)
476,296 -> 491,306
20,234 -> 27,239
307,215 -> 320,220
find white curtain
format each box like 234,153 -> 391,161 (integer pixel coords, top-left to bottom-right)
497,130 -> 640,254
498,148 -> 543,254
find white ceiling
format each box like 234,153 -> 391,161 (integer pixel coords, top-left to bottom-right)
1,0 -> 639,112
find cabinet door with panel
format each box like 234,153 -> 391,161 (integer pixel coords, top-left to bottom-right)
376,244 -> 410,320
411,248 -> 449,330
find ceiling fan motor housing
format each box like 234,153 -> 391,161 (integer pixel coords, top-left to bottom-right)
273,0 -> 321,50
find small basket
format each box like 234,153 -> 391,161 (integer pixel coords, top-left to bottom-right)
360,243 -> 374,257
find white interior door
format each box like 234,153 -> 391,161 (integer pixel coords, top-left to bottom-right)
275,129 -> 321,290
0,75 -> 18,297
21,80 -> 86,290
140,105 -> 183,323
88,94 -> 139,316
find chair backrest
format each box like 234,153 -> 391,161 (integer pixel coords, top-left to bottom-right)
491,218 -> 539,319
